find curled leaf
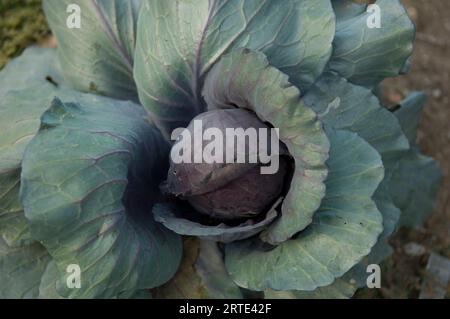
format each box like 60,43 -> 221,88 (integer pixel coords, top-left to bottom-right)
329,0 -> 415,87
225,130 -> 384,292
203,48 -> 330,245
21,93 -> 182,298
153,200 -> 280,244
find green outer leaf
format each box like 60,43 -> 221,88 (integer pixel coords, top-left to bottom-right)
203,48 -> 330,245
153,201 -> 279,244
304,73 -> 410,157
195,240 -> 243,298
311,197 -> 400,299
0,86 -> 63,247
0,238 -> 51,299
0,47 -> 69,247
134,0 -> 335,136
394,92 -> 427,145
43,0 -> 141,101
39,260 -> 152,299
280,197 -> 401,299
265,277 -> 357,299
277,80 -> 441,298
225,130 -> 384,292
302,73 -> 407,245
20,94 -> 182,298
153,238 -> 243,299
0,169 -> 30,247
392,92 -> 441,227
329,0 -> 415,87
331,0 -> 365,21
0,47 -> 66,99
303,73 -> 407,240
366,192 -> 400,263
392,151 -> 441,228
294,73 -> 406,298
38,260 -> 64,299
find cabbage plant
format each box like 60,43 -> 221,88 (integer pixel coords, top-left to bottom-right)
0,0 -> 441,299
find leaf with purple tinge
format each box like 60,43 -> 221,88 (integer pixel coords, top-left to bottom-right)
43,0 -> 142,101
134,0 -> 335,136
20,92 -> 182,298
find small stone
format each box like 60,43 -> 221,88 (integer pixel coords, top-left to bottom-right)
404,242 -> 427,256
432,89 -> 442,99
419,253 -> 450,299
